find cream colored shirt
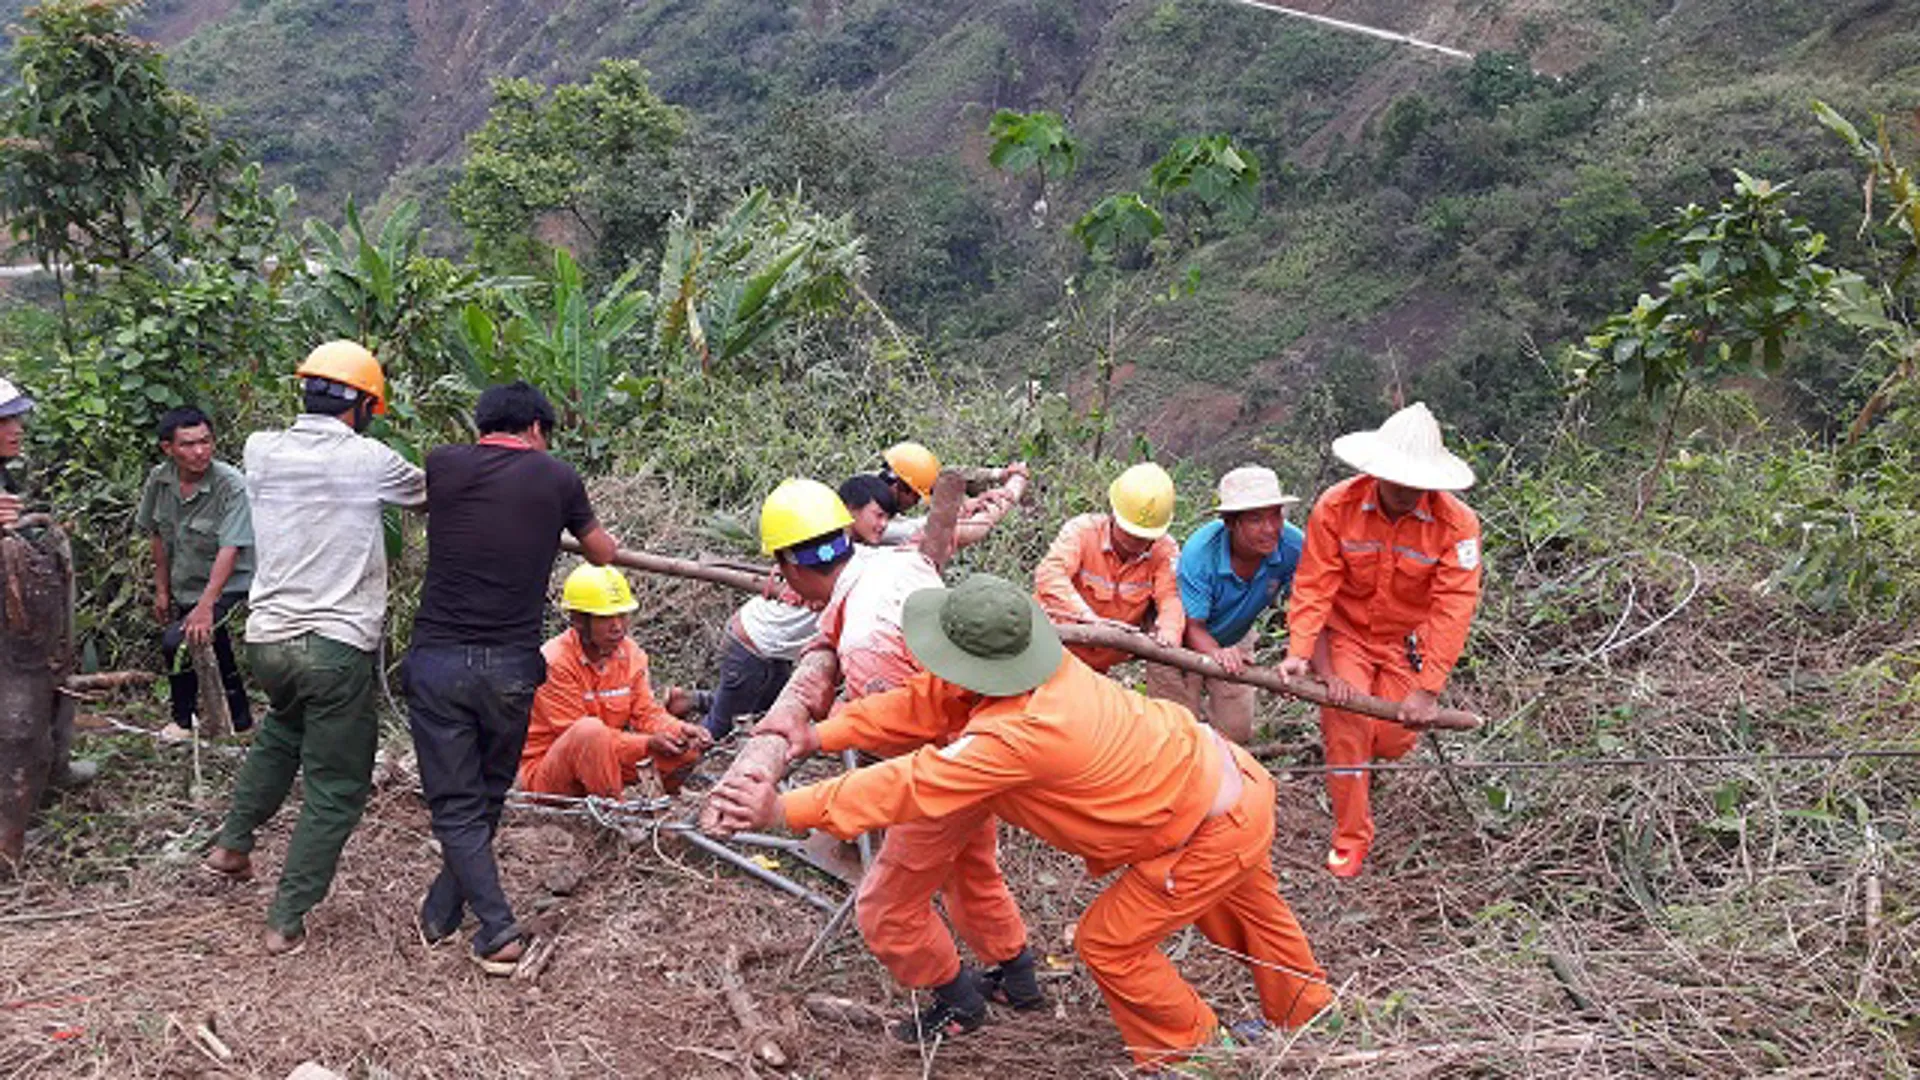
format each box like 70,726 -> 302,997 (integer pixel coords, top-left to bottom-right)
243,414 -> 427,651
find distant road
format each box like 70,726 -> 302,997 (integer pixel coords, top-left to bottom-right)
1222,0 -> 1475,61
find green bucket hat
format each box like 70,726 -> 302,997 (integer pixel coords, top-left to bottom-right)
900,574 -> 1065,696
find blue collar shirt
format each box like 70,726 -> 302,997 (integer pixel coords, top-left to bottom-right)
1174,517 -> 1305,649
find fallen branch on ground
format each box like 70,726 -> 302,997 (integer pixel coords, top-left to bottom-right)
722,942 -> 789,1068
62,671 -> 157,693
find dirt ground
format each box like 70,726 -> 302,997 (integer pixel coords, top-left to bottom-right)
6,679 -> 1911,1079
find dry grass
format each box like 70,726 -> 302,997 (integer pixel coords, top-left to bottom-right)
4,478 -> 1916,1079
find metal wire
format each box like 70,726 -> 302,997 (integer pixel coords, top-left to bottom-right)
1261,745 -> 1920,774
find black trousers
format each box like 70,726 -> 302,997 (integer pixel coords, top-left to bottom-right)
162,593 -> 253,731
401,643 -> 546,955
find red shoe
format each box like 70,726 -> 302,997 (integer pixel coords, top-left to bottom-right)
1325,846 -> 1366,879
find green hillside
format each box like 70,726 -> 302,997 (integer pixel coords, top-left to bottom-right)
123,0 -> 1919,459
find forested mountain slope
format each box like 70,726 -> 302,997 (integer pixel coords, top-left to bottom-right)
0,1 -> 1866,461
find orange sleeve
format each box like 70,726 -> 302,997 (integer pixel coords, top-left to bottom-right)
1151,541 -> 1186,642
1285,496 -> 1347,659
623,650 -> 679,735
529,649 -> 590,737
1033,518 -> 1096,622
783,724 -> 1038,839
1414,515 -> 1483,693
815,672 -> 971,758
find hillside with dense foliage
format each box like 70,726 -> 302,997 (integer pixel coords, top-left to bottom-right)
0,0 -> 1916,1075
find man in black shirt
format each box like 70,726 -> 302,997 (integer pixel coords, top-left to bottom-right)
403,381 -> 617,974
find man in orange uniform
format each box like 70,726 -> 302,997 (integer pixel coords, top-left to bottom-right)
1278,403 -> 1482,879
1032,462 -> 1184,672
519,565 -> 710,797
757,478 -> 1040,1041
711,575 -> 1332,1069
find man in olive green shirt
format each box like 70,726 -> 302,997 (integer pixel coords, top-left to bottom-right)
136,406 -> 255,737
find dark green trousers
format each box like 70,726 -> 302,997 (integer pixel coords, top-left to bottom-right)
216,633 -> 378,935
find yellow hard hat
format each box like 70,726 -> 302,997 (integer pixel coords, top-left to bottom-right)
759,477 -> 854,556
1109,462 -> 1176,539
561,564 -> 638,616
296,339 -> 388,415
881,441 -> 941,498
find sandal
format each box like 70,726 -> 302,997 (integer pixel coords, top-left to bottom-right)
470,935 -> 530,977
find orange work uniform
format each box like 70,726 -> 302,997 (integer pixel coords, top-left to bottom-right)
1033,513 -> 1185,672
814,548 -> 1030,990
1285,475 -> 1481,857
793,656 -> 1332,1067
517,629 -> 697,796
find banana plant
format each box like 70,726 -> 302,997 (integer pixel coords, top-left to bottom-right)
456,247 -> 654,466
654,187 -> 867,376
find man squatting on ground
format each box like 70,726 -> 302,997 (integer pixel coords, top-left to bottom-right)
1279,403 -> 1483,879
1150,465 -> 1305,744
1032,461 -> 1185,671
711,574 -> 1333,1069
401,381 -> 623,973
137,406 -> 256,739
203,342 -> 426,956
518,564 -> 711,801
751,478 -> 1045,1041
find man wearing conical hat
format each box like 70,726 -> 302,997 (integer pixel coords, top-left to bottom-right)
1277,403 -> 1483,880
708,575 -> 1332,1070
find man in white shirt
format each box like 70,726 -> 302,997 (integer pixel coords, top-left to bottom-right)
202,342 -> 426,957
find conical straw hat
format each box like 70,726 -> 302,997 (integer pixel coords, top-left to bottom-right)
1330,403 -> 1475,491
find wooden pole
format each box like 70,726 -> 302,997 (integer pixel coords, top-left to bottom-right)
698,646 -> 839,834
189,641 -> 232,739
62,671 -> 158,693
915,468 -> 969,571
559,540 -> 770,594
1053,623 -> 1481,731
567,541 -> 1482,731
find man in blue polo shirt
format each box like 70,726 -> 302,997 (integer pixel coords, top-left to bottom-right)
1149,466 -> 1303,743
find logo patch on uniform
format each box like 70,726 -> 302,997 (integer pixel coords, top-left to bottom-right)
937,735 -> 977,761
1455,538 -> 1480,570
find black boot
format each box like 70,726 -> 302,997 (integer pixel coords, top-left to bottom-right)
891,967 -> 988,1044
982,946 -> 1046,1010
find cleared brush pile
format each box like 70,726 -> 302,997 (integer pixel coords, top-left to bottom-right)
4,405 -> 1917,1077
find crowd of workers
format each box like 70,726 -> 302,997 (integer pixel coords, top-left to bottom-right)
0,337 -> 1482,1071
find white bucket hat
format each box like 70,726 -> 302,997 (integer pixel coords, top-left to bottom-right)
1331,402 -> 1475,492
1214,465 -> 1299,514
0,378 -> 32,419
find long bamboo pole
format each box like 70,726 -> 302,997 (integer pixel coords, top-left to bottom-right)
1052,623 -> 1480,731
563,543 -> 1481,730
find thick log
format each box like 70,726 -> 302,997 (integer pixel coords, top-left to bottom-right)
559,539 -> 769,594
574,542 -> 1483,731
0,522 -> 74,868
62,670 -> 158,693
189,640 -> 232,739
1056,623 -> 1481,731
916,468 -> 969,571
699,648 -> 839,834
